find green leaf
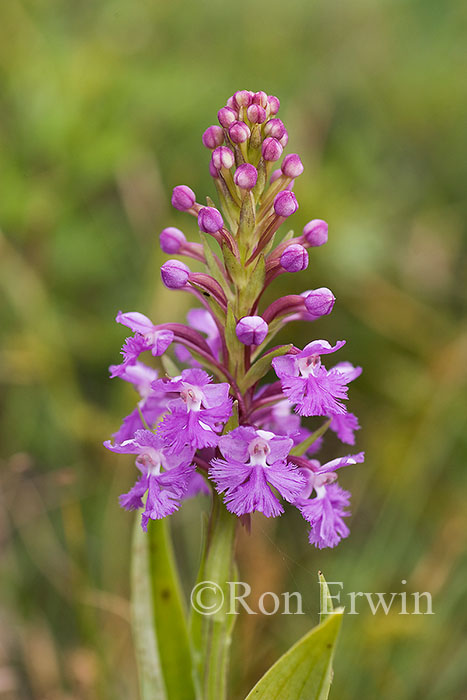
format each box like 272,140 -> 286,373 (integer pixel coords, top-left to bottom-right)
146,518 -> 197,700
199,232 -> 233,302
244,572 -> 343,700
238,254 -> 265,313
239,344 -> 293,392
161,353 -> 181,378
290,419 -> 332,457
318,571 -> 334,622
131,518 -> 166,700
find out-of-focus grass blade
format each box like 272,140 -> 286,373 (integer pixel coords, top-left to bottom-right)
131,517 -> 166,700
244,572 -> 343,700
147,518 -> 197,700
132,516 -> 197,700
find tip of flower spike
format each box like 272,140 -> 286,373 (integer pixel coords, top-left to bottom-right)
235,316 -> 269,346
267,95 -> 280,115
202,125 -> 224,150
171,185 -> 196,211
233,90 -> 254,108
198,206 -> 224,234
302,219 -> 328,247
280,243 -> 309,272
160,259 -> 191,288
234,163 -> 258,190
159,227 -> 186,254
274,190 -> 299,217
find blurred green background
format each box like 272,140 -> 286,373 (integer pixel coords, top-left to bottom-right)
1,0 -> 466,698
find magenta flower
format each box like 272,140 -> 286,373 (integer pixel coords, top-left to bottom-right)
157,369 -> 232,451
210,427 -> 305,517
111,311 -> 174,375
293,452 -> 364,548
104,430 -> 195,530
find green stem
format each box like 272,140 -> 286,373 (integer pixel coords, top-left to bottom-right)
190,494 -> 237,700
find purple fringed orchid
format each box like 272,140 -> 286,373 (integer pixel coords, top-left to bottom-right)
210,427 -> 305,517
104,430 -> 195,530
105,89 -> 364,549
293,452 -> 365,548
156,369 -> 233,452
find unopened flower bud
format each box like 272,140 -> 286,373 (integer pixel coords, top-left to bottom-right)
209,159 -> 219,178
235,316 -> 269,345
171,185 -> 196,211
264,118 -> 286,140
279,130 -> 289,147
202,125 -> 224,149
234,90 -> 253,108
234,163 -> 258,190
226,96 -> 237,110
159,227 -> 186,254
161,259 -> 190,289
303,219 -> 328,247
281,154 -> 304,178
267,95 -> 280,115
212,146 -> 235,170
274,190 -> 299,217
229,121 -> 251,144
262,137 -> 283,162
304,287 -> 335,317
198,206 -> 224,233
253,91 -> 268,107
218,106 -> 237,128
270,169 -> 282,184
280,243 -> 309,272
247,104 -> 267,124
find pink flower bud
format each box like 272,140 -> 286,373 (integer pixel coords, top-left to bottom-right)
235,316 -> 269,345
226,96 -> 237,110
209,159 -> 220,178
303,219 -> 328,247
212,146 -> 235,170
234,90 -> 253,108
198,206 -> 224,233
218,106 -> 237,127
281,154 -> 304,178
280,243 -> 309,272
262,137 -> 283,162
160,259 -> 190,289
270,169 -> 282,183
234,163 -> 258,190
304,287 -> 335,317
274,190 -> 299,217
229,121 -> 251,144
267,95 -> 280,115
264,118 -> 286,140
253,91 -> 268,108
202,125 -> 224,149
247,104 -> 267,124
171,185 -> 196,211
159,227 -> 187,254
279,130 -> 289,147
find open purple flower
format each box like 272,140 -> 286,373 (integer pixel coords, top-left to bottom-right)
272,340 -> 351,416
111,311 -> 174,374
293,452 -> 364,548
108,362 -> 168,444
157,369 -> 232,451
210,427 -> 305,517
104,430 -> 195,530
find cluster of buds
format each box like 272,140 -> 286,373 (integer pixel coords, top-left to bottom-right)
105,90 -> 364,549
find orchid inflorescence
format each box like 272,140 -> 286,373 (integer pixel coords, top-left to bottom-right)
105,89 -> 364,549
